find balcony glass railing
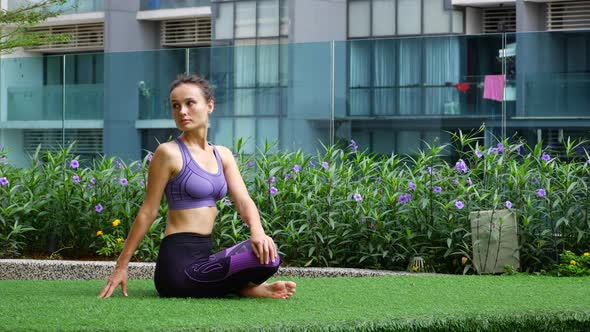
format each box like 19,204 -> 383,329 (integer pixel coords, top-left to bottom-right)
1,30 -> 590,165
8,0 -> 104,14
139,0 -> 210,11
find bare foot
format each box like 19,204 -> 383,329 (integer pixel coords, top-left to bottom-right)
239,281 -> 297,299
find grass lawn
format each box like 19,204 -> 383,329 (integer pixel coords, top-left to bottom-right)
1,275 -> 590,331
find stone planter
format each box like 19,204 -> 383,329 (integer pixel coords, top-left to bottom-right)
469,209 -> 519,274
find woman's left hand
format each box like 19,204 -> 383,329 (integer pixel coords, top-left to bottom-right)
250,231 -> 277,265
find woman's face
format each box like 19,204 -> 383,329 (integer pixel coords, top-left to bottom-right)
169,83 -> 214,131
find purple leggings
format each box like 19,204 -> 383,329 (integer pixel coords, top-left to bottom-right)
154,232 -> 280,298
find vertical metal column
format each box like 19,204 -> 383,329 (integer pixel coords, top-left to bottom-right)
185,48 -> 190,74
501,32 -> 507,140
330,40 -> 335,146
62,54 -> 66,146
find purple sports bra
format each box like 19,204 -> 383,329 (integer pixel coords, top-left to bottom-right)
164,138 -> 228,210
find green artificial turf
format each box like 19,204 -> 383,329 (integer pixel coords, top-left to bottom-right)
1,275 -> 589,331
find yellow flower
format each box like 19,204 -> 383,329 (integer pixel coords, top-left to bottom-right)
461,257 -> 468,266
412,265 -> 419,272
584,252 -> 590,257
116,238 -> 123,243
96,230 -> 103,236
112,219 -> 121,227
570,260 -> 577,266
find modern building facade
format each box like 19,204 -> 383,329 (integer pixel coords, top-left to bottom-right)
0,0 -> 589,165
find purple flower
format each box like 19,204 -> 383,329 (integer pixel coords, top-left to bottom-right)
353,193 -> 362,202
119,178 -> 128,186
452,179 -> 459,186
491,148 -> 499,154
72,175 -> 80,183
537,188 -> 546,198
309,160 -> 315,167
95,204 -> 103,213
321,161 -> 329,170
427,166 -> 433,175
70,160 -> 79,169
147,153 -> 153,162
285,172 -> 293,180
587,159 -> 590,165
293,164 -> 300,173
269,186 -> 278,196
398,193 -> 412,205
349,139 -> 358,153
376,177 -> 382,183
90,178 -> 96,185
0,177 -> 9,186
497,143 -> 506,154
87,184 -> 93,189
467,177 -> 473,186
433,186 -> 442,194
409,182 -> 416,191
116,160 -> 124,169
246,161 -> 254,168
140,180 -> 145,187
505,200 -> 512,209
475,149 -> 483,158
541,153 -> 551,162
268,176 -> 275,184
137,163 -> 142,170
455,159 -> 468,173
224,198 -> 232,206
455,200 -> 464,209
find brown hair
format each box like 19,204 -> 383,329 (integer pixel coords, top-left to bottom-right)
169,73 -> 214,102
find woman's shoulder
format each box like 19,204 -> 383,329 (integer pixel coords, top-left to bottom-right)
212,144 -> 234,161
152,140 -> 181,160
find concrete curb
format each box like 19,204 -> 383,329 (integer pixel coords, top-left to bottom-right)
0,259 -> 435,280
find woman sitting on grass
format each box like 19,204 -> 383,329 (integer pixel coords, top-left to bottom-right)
99,74 -> 296,299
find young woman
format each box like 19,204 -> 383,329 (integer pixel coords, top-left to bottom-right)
99,74 -> 296,299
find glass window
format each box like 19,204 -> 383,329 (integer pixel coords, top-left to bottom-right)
235,118 -> 256,154
258,0 -> 279,37
257,40 -> 279,86
397,0 -> 421,35
372,0 -> 395,36
423,0 -> 450,34
234,40 -> 256,87
350,40 -> 371,88
214,2 -> 234,39
348,0 -> 370,38
236,1 -> 257,38
397,131 -> 421,154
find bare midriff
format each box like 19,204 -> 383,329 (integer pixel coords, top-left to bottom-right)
165,207 -> 218,236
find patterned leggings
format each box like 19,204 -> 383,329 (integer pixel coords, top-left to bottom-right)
154,232 -> 280,298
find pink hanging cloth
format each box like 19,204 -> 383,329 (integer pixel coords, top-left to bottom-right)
483,74 -> 506,102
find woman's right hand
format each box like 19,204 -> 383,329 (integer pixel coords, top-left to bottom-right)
98,267 -> 129,298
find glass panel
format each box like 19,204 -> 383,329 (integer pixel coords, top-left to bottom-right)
257,41 -> 279,86
234,88 -> 255,116
350,40 -> 371,88
236,1 -> 257,39
423,0 -> 450,34
235,118 -> 256,154
348,0 -> 370,38
235,40 -> 256,87
257,87 -> 280,116
139,0 -> 210,11
214,2 -> 234,40
397,0 -> 421,35
374,88 -> 396,115
397,130 -> 421,155
210,117 -> 234,148
258,0 -> 279,37
373,0 -> 395,36
350,89 -> 370,116
257,118 -> 279,147
374,39 -> 395,87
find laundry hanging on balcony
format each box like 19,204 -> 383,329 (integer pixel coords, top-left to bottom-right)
453,82 -> 471,94
483,74 -> 506,102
